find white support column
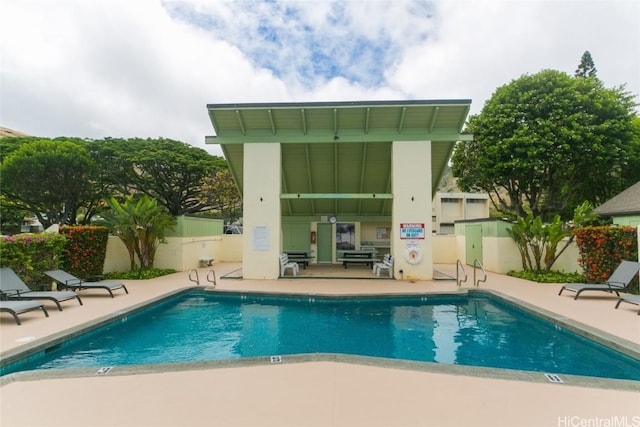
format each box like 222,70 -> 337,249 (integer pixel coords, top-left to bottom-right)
392,140 -> 433,280
242,143 -> 281,279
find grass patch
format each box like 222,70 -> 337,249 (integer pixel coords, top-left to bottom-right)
103,268 -> 177,280
507,270 -> 585,283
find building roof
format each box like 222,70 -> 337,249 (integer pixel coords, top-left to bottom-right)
206,100 -> 472,218
593,181 -> 640,216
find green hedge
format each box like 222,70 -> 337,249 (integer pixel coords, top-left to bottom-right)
0,233 -> 67,287
60,226 -> 109,279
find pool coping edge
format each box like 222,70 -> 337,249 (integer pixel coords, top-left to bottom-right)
1,287 -> 639,391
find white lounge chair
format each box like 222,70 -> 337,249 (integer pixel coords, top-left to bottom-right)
373,254 -> 393,278
279,253 -> 299,277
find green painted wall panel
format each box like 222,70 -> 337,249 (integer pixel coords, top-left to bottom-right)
165,216 -> 224,237
612,215 -> 640,227
282,222 -> 311,250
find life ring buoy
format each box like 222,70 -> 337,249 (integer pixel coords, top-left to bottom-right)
405,247 -> 423,264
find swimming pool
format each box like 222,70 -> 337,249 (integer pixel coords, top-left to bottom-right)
2,290 -> 640,381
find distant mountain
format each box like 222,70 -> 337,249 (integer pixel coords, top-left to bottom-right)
0,127 -> 28,137
436,165 -> 459,193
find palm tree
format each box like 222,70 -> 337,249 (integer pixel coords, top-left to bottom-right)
102,196 -> 176,270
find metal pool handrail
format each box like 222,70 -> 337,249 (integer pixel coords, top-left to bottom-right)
206,269 -> 217,287
473,259 -> 487,287
188,269 -> 217,287
188,269 -> 200,285
456,260 -> 467,287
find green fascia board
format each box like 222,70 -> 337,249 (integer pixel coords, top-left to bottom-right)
281,193 -> 393,199
282,215 -> 393,222
206,130 -> 472,144
206,99 -> 471,109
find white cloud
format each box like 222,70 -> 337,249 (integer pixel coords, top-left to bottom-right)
388,0 -> 640,115
1,0 -> 289,155
1,0 -> 638,157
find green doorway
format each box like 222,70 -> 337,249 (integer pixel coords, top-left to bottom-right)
465,224 -> 483,265
317,223 -> 333,263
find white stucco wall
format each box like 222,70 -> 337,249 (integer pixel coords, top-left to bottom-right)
392,140 -> 433,280
432,234 -> 458,263
430,231 -> 583,275
242,143 -> 281,279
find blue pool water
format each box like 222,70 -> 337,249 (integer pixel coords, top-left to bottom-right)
3,291 -> 640,380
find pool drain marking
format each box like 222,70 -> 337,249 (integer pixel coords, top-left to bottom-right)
270,356 -> 282,364
95,367 -> 113,376
544,373 -> 563,383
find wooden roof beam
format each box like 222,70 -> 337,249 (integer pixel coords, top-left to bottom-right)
305,144 -> 316,215
235,110 -> 246,135
281,169 -> 292,215
364,107 -> 370,134
398,107 -> 406,133
301,109 -> 307,135
358,143 -> 368,215
428,106 -> 439,133
267,109 -> 276,135
458,105 -> 471,131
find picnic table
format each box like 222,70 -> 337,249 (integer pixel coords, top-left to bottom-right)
337,250 -> 378,269
283,250 -> 314,269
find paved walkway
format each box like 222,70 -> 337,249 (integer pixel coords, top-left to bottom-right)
1,263 -> 639,426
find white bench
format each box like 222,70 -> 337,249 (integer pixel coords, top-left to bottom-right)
279,253 -> 299,277
373,254 -> 393,278
199,258 -> 215,267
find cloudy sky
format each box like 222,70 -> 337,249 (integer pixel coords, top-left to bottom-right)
2,0 -> 638,156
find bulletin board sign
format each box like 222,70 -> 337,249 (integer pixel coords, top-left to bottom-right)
252,225 -> 270,251
400,223 -> 425,239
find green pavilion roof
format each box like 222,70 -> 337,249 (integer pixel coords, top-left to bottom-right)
206,100 -> 472,218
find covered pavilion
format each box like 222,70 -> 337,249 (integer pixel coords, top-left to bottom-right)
206,100 -> 472,280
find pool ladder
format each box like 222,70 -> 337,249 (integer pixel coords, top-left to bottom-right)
188,269 -> 217,287
456,259 -> 487,287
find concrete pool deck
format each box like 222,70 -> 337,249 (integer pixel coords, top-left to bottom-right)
1,263 -> 639,426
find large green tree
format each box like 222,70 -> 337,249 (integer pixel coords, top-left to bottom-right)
451,69 -> 637,220
0,139 -> 95,227
0,136 -> 44,162
1,136 -> 231,226
0,196 -> 30,234
200,169 -> 242,223
627,116 -> 640,185
96,138 -> 226,215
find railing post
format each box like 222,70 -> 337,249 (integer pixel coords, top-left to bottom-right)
456,260 -> 468,287
207,269 -> 217,287
188,269 -> 200,286
473,259 -> 487,287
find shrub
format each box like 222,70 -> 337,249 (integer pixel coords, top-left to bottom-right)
102,268 -> 177,280
0,233 -> 66,287
507,270 -> 585,283
573,226 -> 638,283
60,226 -> 109,279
